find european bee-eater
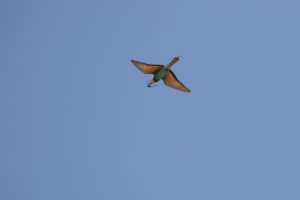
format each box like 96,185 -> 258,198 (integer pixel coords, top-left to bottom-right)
131,57 -> 191,93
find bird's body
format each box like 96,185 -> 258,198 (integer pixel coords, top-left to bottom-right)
152,68 -> 168,82
131,57 -> 191,92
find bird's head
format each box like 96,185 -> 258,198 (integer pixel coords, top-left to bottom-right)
147,79 -> 157,88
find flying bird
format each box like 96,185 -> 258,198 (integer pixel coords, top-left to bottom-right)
131,57 -> 191,93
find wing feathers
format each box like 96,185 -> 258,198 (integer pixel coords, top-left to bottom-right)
131,60 -> 163,74
163,70 -> 191,92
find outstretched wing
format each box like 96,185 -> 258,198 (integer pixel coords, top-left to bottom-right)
131,60 -> 163,74
163,70 -> 191,92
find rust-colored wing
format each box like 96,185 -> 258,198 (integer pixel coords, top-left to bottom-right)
131,60 -> 163,74
163,70 -> 191,92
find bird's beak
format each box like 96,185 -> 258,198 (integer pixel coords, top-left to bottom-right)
147,80 -> 157,88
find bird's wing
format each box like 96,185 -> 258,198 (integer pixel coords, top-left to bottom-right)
163,70 -> 191,92
131,60 -> 163,74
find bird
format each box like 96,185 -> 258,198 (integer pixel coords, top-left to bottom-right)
131,57 -> 191,93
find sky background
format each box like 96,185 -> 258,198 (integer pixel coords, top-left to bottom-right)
1,0 -> 300,199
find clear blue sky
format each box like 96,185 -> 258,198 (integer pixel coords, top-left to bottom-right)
1,0 -> 300,199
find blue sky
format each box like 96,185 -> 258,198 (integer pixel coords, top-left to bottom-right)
1,0 -> 300,199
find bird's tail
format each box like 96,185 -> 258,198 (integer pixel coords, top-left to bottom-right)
166,56 -> 180,69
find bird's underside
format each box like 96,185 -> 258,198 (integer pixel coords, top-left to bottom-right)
131,58 -> 191,93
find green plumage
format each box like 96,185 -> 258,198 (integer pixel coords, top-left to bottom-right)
153,68 -> 168,82
152,57 -> 180,82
